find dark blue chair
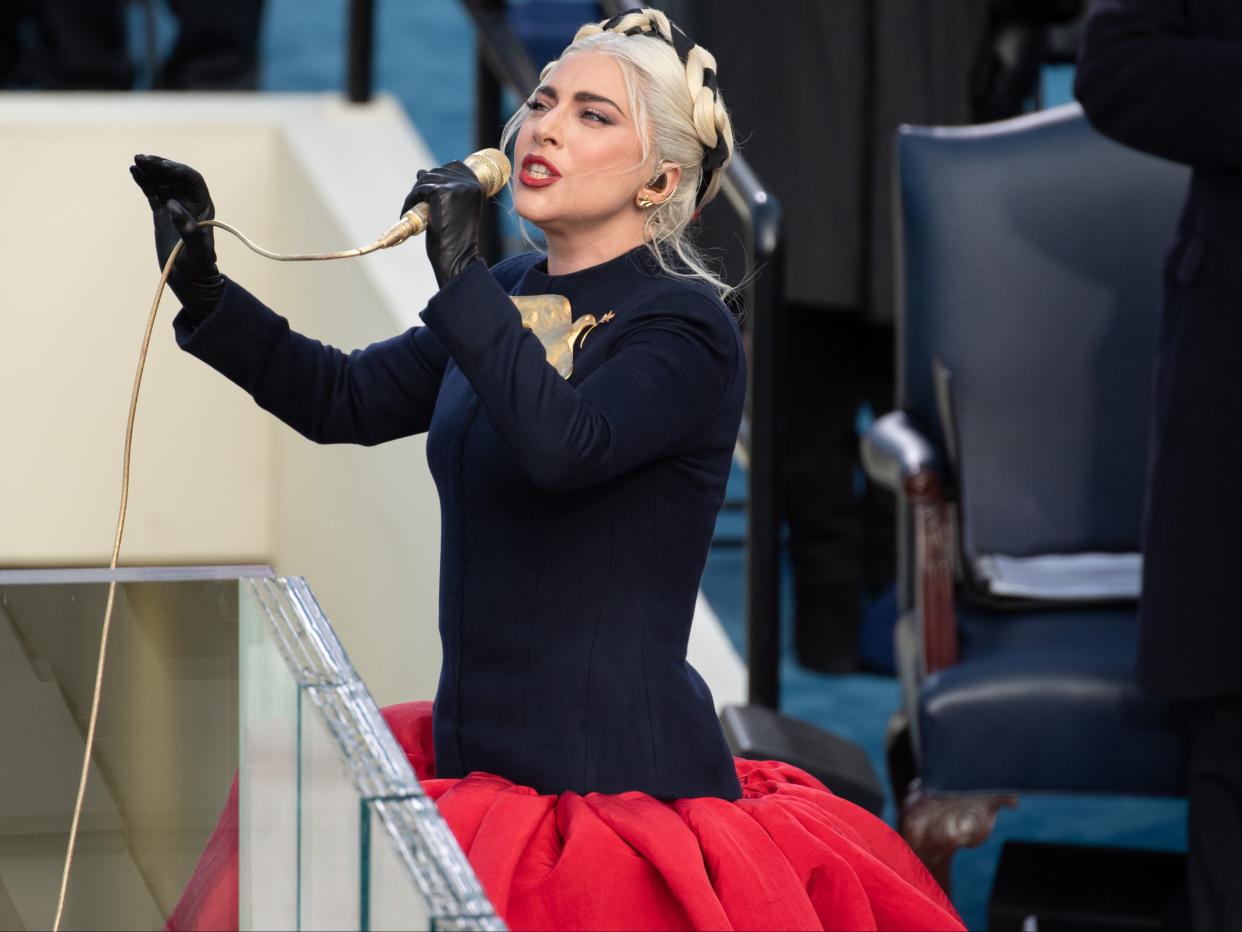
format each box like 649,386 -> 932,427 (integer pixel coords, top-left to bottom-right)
862,104 -> 1189,887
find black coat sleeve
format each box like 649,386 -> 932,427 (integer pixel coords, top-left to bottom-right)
421,259 -> 742,492
1074,0 -> 1242,169
174,277 -> 449,445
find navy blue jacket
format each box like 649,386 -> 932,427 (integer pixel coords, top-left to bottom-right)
174,246 -> 747,797
1075,0 -> 1242,698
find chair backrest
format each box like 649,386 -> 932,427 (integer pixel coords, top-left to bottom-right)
896,104 -> 1188,569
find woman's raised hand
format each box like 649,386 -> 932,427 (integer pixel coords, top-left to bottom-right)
402,160 -> 484,288
129,154 -> 224,320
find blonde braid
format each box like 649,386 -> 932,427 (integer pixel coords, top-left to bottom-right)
682,43 -> 733,204
592,8 -> 734,206
570,21 -> 604,42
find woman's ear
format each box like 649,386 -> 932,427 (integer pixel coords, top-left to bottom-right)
641,162 -> 682,206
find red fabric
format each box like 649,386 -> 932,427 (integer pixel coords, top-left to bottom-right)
167,701 -> 963,932
164,775 -> 238,932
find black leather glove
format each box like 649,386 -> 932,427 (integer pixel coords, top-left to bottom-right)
402,160 -> 484,288
130,154 -> 225,320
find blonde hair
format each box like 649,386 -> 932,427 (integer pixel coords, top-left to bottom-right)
500,7 -> 737,302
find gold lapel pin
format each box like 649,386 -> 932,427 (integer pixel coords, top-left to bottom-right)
578,311 -> 616,349
510,296 -> 615,379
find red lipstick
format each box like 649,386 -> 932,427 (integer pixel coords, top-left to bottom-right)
520,154 -> 561,187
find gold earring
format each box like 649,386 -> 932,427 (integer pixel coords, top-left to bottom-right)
637,194 -> 655,209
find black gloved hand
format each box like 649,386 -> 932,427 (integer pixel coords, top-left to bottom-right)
130,154 -> 225,320
402,160 -> 484,288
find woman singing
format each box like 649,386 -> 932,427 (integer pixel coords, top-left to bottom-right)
132,8 -> 962,930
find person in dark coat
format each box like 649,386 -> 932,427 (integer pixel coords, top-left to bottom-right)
673,0 -> 1080,672
131,9 -> 963,930
1075,2 -> 1242,928
665,0 -> 985,671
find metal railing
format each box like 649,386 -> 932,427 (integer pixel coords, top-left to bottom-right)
346,0 -> 787,710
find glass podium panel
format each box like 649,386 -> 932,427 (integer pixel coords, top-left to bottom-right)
238,577 -> 299,929
366,801 -> 431,932
0,568 -> 503,931
297,689 -> 362,929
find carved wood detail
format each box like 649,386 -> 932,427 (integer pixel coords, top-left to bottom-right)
901,780 -> 1017,892
904,469 -> 957,674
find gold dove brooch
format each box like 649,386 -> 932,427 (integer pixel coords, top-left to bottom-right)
511,294 -> 615,379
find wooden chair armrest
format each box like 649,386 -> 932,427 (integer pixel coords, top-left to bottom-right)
908,469 -> 957,674
862,412 -> 957,674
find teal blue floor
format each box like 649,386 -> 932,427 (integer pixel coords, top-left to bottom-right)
127,3 -> 1186,927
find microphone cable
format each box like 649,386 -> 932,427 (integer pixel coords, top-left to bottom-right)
54,216 -> 441,932
54,146 -> 510,929
50,224 -> 377,932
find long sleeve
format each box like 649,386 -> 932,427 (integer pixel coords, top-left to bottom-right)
421,259 -> 742,492
1074,0 -> 1242,169
174,277 -> 449,445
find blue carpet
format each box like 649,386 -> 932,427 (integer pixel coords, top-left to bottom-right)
157,4 -> 1183,927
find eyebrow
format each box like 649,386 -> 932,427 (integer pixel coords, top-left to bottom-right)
533,85 -> 627,116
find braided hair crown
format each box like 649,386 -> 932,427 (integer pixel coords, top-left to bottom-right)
551,7 -> 733,207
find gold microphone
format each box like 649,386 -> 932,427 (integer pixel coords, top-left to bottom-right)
375,148 -> 512,249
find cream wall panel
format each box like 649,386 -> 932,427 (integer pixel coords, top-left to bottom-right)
0,121 -> 278,566
0,95 -> 443,704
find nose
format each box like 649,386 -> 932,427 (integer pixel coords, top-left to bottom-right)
529,108 -> 562,149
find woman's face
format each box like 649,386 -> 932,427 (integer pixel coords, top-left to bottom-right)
512,51 -> 654,247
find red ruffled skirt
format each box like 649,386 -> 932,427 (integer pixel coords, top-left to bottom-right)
168,701 -> 963,931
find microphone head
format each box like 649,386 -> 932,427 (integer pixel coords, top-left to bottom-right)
464,148 -> 512,197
